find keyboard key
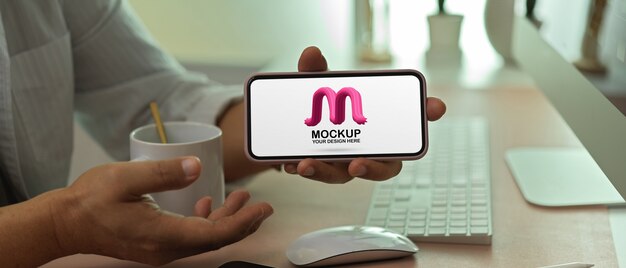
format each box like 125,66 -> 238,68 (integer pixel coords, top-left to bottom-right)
432,194 -> 448,201
429,220 -> 446,227
434,180 -> 449,187
452,194 -> 467,200
407,227 -> 426,235
471,227 -> 489,235
408,221 -> 426,228
388,220 -> 405,228
433,189 -> 447,195
391,208 -> 408,215
450,221 -> 467,227
416,180 -> 430,188
471,193 -> 487,200
410,208 -> 427,214
430,214 -> 447,220
471,219 -> 489,227
394,191 -> 411,201
451,207 -> 467,213
471,213 -> 488,220
471,206 -> 488,213
427,228 -> 446,235
390,214 -> 406,221
471,199 -> 487,206
451,200 -> 466,206
452,180 -> 467,187
432,200 -> 447,207
410,213 -> 427,220
472,180 -> 488,187
451,215 -> 467,222
373,201 -> 391,207
431,207 -> 447,214
450,228 -> 468,235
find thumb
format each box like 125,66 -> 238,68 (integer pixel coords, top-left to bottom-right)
298,46 -> 328,72
114,156 -> 202,197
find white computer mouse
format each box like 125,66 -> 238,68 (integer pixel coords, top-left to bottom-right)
286,225 -> 418,267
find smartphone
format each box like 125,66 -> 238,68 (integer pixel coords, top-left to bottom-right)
244,69 -> 428,162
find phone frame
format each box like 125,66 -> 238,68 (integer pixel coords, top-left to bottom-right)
244,69 -> 428,163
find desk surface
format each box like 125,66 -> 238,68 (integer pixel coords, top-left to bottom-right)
44,86 -> 618,267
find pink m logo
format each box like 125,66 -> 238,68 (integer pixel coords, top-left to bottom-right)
304,87 -> 367,126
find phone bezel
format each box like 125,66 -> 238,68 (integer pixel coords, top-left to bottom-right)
244,69 -> 428,162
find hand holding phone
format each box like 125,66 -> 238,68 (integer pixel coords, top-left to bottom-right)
245,69 -> 428,162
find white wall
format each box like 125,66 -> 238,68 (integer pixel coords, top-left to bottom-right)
128,0 -> 353,66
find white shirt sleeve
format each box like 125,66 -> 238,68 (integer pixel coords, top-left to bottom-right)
63,0 -> 243,160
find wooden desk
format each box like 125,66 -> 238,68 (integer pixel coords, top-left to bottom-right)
44,86 -> 618,267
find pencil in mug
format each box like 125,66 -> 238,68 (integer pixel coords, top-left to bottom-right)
149,101 -> 168,144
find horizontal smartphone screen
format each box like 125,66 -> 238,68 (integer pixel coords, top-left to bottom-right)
247,71 -> 426,160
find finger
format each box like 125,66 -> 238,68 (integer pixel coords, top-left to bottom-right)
109,156 -> 201,197
194,196 -> 213,218
202,202 -> 274,250
298,46 -> 328,72
297,159 -> 353,184
284,163 -> 297,174
348,158 -> 402,181
207,190 -> 251,221
167,202 -> 273,251
426,97 -> 446,121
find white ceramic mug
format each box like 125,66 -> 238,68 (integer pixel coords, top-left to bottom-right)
130,121 -> 225,216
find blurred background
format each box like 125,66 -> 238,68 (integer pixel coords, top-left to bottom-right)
126,0 -> 514,88
73,0 -> 502,181
129,0 -> 352,68
70,0 -> 626,182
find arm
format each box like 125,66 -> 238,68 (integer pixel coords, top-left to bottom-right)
0,157 -> 272,267
0,190 -> 65,267
66,0 -> 243,164
219,101 -> 272,181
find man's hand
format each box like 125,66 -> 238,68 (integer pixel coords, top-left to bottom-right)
50,157 -> 272,266
283,46 -> 447,183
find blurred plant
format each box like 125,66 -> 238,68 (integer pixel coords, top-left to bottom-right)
427,0 -> 463,54
526,0 -> 537,20
526,0 -> 542,28
438,0 -> 446,14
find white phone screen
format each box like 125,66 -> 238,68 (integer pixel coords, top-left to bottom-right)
246,70 -> 427,161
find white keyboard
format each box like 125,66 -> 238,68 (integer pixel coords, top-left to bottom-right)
365,117 -> 492,245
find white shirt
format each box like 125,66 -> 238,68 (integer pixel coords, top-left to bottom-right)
0,0 -> 242,204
